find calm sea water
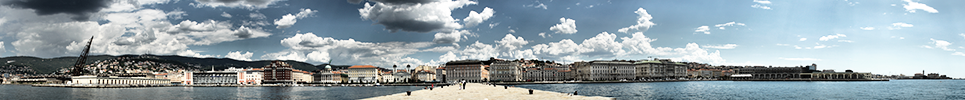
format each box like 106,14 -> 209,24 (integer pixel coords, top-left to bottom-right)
2,80 -> 963,100
516,80 -> 965,100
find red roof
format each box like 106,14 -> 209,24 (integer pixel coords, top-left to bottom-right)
436,67 -> 445,69
348,65 -> 377,69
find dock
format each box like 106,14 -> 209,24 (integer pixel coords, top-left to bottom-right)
362,83 -> 613,100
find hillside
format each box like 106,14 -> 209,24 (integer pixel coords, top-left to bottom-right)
0,55 -> 321,75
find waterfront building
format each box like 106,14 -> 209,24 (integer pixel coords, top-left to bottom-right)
391,70 -> 411,82
263,61 -> 294,84
801,70 -> 871,79
574,60 -> 635,81
444,60 -> 489,82
192,71 -> 239,84
523,67 -> 571,81
489,60 -> 522,82
70,74 -> 169,85
347,65 -> 379,83
414,70 -> 435,82
292,69 -> 313,83
736,66 -> 805,79
314,71 -> 347,83
435,67 -> 446,82
633,59 -> 688,80
241,68 -> 262,85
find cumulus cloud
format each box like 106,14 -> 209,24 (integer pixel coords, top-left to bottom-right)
193,0 -> 283,9
538,32 -> 549,38
960,33 -> 965,39
926,38 -> 955,51
549,17 -> 578,34
799,38 -> 807,41
462,7 -> 494,28
695,26 -> 710,34
3,0 -> 111,20
358,0 -> 477,33
274,8 -> 317,29
902,0 -> 938,13
819,34 -> 846,41
496,34 -> 529,50
266,32 -> 434,66
703,44 -> 739,49
433,30 -> 472,44
618,8 -> 655,33
2,5 -> 268,58
778,57 -> 822,61
226,51 -> 254,61
221,12 -> 232,18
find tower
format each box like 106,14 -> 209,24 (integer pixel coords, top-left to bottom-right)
71,36 -> 94,76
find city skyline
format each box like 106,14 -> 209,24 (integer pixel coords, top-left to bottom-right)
0,0 -> 963,77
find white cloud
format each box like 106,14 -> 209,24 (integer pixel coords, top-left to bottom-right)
714,22 -> 746,29
859,27 -> 875,30
496,34 -> 529,50
751,4 -> 771,10
462,7 -> 495,28
221,12 -> 232,18
249,13 -> 267,19
703,44 -> 739,49
550,17 -> 578,34
776,43 -> 790,46
508,29 -> 516,33
524,3 -> 548,9
0,42 -> 4,56
538,32 -> 549,38
274,8 -> 318,29
226,51 -> 254,61
799,38 -> 807,41
422,46 -> 459,53
753,0 -> 772,4
358,0 -> 477,33
927,38 -> 955,51
819,34 -> 847,41
954,52 -> 965,56
902,0 -> 938,13
838,40 -> 854,43
618,8 -> 656,33
778,57 -> 822,61
433,30 -> 472,44
489,23 -> 499,29
267,32 -> 434,66
960,33 -> 965,39
193,0 -> 283,9
695,26 -> 710,34
177,50 -> 218,58
889,22 -> 914,30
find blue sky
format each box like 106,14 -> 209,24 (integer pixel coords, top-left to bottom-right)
0,0 -> 962,77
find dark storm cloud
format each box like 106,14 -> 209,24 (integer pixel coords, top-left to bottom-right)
3,0 -> 112,21
380,20 -> 447,33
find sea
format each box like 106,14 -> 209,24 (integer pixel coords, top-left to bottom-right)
2,80 -> 963,100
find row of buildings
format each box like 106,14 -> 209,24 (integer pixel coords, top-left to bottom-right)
435,58 -> 691,82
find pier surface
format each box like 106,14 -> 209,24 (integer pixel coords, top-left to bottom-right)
363,83 -> 613,100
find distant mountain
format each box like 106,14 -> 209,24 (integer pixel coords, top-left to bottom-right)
0,55 -> 320,74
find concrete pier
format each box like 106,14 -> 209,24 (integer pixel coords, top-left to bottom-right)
363,83 -> 613,100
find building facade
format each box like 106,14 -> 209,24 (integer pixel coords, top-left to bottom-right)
489,61 -> 522,82
574,61 -> 635,81
444,60 -> 489,82
192,71 -> 239,84
634,59 -> 687,79
347,65 -> 379,83
262,61 -> 293,84
314,71 -> 347,83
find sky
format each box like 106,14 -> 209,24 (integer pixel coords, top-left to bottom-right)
0,0 -> 963,77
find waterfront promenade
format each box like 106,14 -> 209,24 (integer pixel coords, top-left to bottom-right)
363,83 -> 613,100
